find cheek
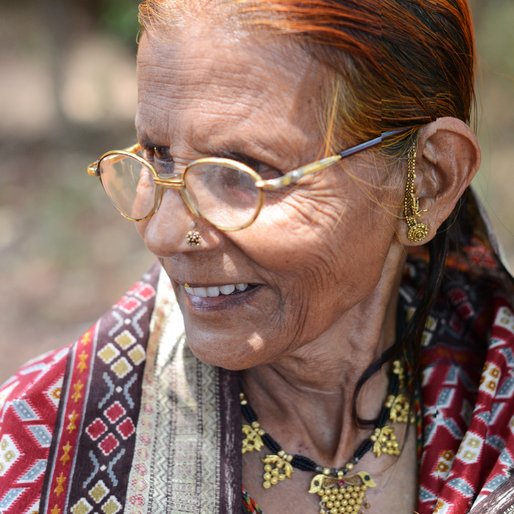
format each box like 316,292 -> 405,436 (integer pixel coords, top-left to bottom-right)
235,186 -> 397,312
240,187 -> 385,274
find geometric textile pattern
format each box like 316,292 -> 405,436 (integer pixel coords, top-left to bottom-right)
411,240 -> 514,514
40,265 -> 159,514
3,241 -> 514,514
242,242 -> 514,514
124,270 -> 243,513
0,346 -> 68,514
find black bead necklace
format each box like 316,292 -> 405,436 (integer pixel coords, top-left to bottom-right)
240,360 -> 410,514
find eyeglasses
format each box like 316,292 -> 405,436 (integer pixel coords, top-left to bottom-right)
86,129 -> 408,232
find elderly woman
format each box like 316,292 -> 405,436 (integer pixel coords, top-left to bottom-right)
1,1 -> 514,513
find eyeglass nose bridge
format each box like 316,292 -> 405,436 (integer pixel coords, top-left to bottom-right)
153,174 -> 201,218
153,176 -> 184,188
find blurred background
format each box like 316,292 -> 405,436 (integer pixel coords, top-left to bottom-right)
0,0 -> 513,382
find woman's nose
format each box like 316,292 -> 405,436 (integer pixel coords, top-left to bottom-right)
137,189 -> 222,257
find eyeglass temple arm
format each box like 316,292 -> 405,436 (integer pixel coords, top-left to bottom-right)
87,162 -> 100,176
86,143 -> 142,177
256,128 -> 410,191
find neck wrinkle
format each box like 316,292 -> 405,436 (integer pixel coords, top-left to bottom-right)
240,247 -> 406,466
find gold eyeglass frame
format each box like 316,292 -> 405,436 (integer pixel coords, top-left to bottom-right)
86,129 -> 409,232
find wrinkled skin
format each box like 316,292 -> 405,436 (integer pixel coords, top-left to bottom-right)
135,19 -> 479,513
136,25 -> 405,375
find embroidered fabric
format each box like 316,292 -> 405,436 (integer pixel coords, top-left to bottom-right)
1,195 -> 514,513
242,487 -> 263,514
239,236 -> 514,513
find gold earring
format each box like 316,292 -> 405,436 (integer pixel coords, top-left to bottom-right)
185,224 -> 202,247
404,145 -> 429,243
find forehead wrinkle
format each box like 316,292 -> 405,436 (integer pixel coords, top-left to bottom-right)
138,83 -> 310,162
138,32 -> 280,98
182,89 -> 317,164
137,67 -> 285,150
137,25 -> 325,162
139,55 -> 292,120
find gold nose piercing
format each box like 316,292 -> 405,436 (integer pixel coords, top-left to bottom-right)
185,225 -> 201,247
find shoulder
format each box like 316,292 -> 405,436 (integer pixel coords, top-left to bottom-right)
0,345 -> 70,513
0,264 -> 166,512
0,345 -> 70,427
1,343 -> 69,392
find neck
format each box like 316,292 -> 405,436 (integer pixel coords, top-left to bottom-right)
240,249 -> 406,468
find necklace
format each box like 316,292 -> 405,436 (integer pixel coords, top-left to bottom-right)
241,360 -> 412,514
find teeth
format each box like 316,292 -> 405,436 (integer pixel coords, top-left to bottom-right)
219,284 -> 235,295
207,287 -> 220,297
184,283 -> 250,297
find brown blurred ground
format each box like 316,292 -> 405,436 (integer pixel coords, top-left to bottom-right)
1,1 -> 513,382
0,1 -> 154,381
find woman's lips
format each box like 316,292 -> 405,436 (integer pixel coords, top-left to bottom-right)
181,282 -> 261,310
184,282 -> 251,297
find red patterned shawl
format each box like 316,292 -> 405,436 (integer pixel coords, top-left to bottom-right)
1,238 -> 514,513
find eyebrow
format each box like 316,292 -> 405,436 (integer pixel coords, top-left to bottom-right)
213,149 -> 266,168
136,112 -> 288,168
205,134 -> 286,167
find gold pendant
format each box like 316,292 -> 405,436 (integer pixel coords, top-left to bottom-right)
386,361 -> 415,425
242,423 -> 264,454
262,451 -> 293,488
386,392 -> 412,424
309,471 -> 376,514
370,425 -> 400,457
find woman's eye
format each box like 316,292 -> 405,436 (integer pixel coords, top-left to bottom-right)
153,146 -> 172,161
232,153 -> 282,180
256,164 -> 282,180
143,145 -> 174,175
142,145 -> 171,161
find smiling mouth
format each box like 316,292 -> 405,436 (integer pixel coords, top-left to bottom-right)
183,282 -> 258,298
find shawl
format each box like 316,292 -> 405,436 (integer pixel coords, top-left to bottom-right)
1,199 -> 514,514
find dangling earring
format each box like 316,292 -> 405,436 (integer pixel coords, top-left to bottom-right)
185,222 -> 202,247
404,144 -> 429,243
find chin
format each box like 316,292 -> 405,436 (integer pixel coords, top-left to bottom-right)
187,344 -> 253,371
184,329 -> 267,371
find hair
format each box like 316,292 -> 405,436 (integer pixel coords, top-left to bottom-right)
139,0 -> 477,425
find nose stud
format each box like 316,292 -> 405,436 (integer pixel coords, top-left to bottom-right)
185,224 -> 202,247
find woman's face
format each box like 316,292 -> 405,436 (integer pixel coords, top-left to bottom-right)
135,22 -> 404,370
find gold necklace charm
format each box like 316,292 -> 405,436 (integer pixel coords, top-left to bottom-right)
242,422 -> 265,454
386,392 -> 410,423
371,425 -> 400,457
262,451 -> 294,488
240,360 -> 411,511
309,471 -> 376,514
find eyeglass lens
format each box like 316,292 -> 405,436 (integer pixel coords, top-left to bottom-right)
99,154 -> 157,221
98,154 -> 262,229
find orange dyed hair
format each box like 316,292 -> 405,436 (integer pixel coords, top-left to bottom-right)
138,0 -> 476,154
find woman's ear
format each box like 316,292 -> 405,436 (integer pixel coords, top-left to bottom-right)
396,117 -> 481,246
